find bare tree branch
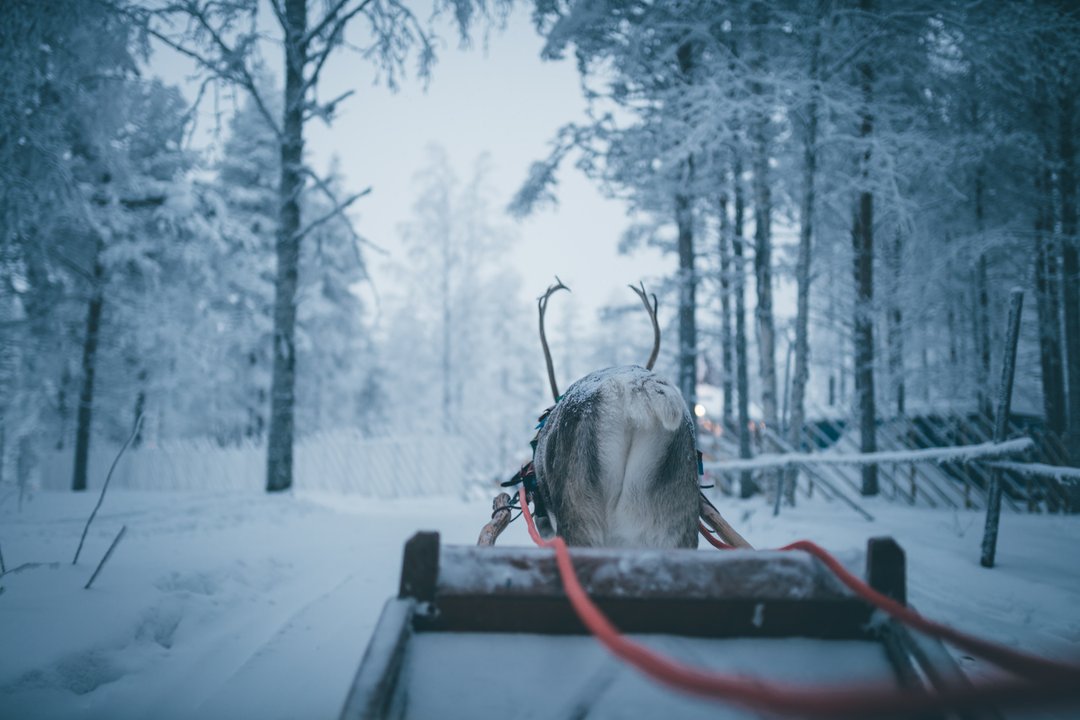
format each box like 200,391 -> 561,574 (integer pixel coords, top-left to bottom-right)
303,0 -> 377,93
301,167 -> 386,256
305,89 -> 355,123
184,2 -> 284,140
115,2 -> 285,141
296,187 -> 371,241
267,0 -> 287,29
303,0 -> 353,48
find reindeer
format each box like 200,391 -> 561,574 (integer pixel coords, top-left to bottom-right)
528,279 -> 750,550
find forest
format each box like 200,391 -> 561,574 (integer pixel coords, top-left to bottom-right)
2,0 -> 1079,501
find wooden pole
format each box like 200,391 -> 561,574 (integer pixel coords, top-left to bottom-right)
699,494 -> 754,549
477,493 -> 513,546
981,290 -> 1024,568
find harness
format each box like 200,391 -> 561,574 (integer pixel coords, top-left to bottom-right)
499,403 -> 554,521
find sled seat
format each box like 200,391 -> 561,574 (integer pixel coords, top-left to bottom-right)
340,533 -> 990,720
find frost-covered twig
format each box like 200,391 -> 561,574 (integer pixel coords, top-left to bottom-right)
84,525 -> 127,590
704,437 -> 1033,474
73,414 -> 143,565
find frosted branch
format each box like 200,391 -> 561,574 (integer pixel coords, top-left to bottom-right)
704,437 -> 1034,474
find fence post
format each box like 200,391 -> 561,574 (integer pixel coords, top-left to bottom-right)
980,290 -> 1024,568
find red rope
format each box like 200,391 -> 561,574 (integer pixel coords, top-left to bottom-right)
517,488 -> 1080,717
775,538 -> 1078,681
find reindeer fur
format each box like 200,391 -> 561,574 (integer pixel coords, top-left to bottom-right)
533,366 -> 700,549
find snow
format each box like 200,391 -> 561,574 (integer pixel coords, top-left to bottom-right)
1,489 -> 1079,719
399,634 -> 893,719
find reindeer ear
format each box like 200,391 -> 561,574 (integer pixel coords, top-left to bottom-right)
629,282 -> 661,370
538,278 -> 570,401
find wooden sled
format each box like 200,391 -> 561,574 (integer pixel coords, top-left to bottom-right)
340,533 -> 996,720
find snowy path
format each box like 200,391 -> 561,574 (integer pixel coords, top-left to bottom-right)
1,489 -> 1078,719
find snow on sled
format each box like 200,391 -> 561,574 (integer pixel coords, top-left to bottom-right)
339,532 -> 990,720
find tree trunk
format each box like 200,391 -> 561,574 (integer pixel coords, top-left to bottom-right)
750,0 -> 778,441
676,42 -> 697,418
266,0 -> 307,492
1035,167 -> 1067,435
72,238 -> 105,492
853,17 -> 878,496
718,195 -> 735,433
1058,91 -> 1080,459
733,156 -> 757,497
441,228 -> 453,433
245,351 -> 266,439
752,143 -> 777,436
974,165 -> 992,419
676,191 -> 696,415
786,9 -> 821,506
887,230 -> 904,417
57,366 -> 71,451
750,1 -> 780,505
132,369 -> 147,448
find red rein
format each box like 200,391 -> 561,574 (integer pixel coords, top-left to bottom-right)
518,487 -> 1080,717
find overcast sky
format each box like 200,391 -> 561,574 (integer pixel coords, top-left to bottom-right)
150,4 -> 674,336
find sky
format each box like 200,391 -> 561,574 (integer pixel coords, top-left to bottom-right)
149,3 -> 674,334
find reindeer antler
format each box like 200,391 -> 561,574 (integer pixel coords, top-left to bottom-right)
629,282 -> 660,370
539,277 -> 570,401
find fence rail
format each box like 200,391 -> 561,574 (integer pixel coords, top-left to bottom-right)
702,438 -> 1034,474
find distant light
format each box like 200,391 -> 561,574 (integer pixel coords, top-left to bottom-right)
694,404 -> 706,418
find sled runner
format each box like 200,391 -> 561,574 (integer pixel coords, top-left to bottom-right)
339,532 -> 995,720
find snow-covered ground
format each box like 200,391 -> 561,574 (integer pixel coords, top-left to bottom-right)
1,488 -> 1078,719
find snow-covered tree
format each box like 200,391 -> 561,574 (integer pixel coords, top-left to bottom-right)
387,146 -> 540,481
128,0 -> 504,491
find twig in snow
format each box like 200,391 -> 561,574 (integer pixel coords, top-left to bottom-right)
1,561 -> 58,578
84,525 -> 127,590
73,414 -> 143,565
0,539 -> 5,574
